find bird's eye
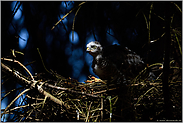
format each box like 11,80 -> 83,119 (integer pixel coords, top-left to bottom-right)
91,45 -> 97,49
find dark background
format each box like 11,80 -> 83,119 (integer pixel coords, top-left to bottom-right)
1,1 -> 182,121
1,1 -> 182,80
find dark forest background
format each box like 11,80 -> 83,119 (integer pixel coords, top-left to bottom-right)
2,1 -> 182,81
1,1 -> 182,122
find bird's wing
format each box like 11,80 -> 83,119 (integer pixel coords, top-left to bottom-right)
102,45 -> 145,77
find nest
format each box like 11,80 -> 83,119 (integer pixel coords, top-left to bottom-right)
1,53 -> 182,122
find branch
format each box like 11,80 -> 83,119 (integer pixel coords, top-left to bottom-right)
1,58 -> 34,80
1,62 -> 69,109
1,88 -> 31,116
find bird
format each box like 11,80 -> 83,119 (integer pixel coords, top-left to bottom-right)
86,41 -> 146,84
86,41 -> 158,121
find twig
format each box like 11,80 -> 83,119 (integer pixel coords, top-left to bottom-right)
85,101 -> 92,122
1,87 -> 24,101
42,96 -> 48,109
72,5 -> 82,41
37,84 -> 70,109
130,82 -> 162,86
37,48 -> 51,74
2,62 -> 33,85
1,58 -> 34,80
90,108 -> 102,113
77,101 -> 86,117
25,108 -> 34,121
107,96 -> 112,122
26,94 -> 44,100
92,88 -> 117,95
1,88 -> 31,116
174,32 -> 182,55
101,94 -> 103,121
1,62 -> 70,109
148,2 -> 153,44
1,102 -> 43,114
134,87 -> 159,107
51,2 -> 86,30
173,2 -> 182,13
40,82 -> 101,98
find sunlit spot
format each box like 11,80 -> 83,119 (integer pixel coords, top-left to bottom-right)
112,40 -> 120,45
58,14 -> 68,24
85,53 -> 93,66
1,98 -> 7,110
60,1 -> 74,10
1,101 -> 8,122
71,60 -> 84,78
68,56 -> 74,66
72,48 -> 83,58
68,48 -> 85,79
19,28 -> 29,50
15,92 -> 26,106
69,31 -> 79,44
1,85 -> 8,122
11,1 -> 22,20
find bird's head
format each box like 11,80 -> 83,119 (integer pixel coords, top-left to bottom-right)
86,41 -> 103,57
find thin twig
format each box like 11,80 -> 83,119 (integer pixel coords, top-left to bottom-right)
1,88 -> 31,116
1,58 -> 34,80
37,84 -> 70,109
1,102 -> 43,114
51,2 -> 86,30
72,5 -> 82,41
37,48 -> 50,73
134,87 -> 159,107
101,94 -> 103,121
1,87 -> 24,101
85,101 -> 92,122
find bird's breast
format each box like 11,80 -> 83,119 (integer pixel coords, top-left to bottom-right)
93,64 -> 104,77
92,58 -> 119,80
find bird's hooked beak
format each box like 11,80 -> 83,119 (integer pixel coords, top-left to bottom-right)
86,47 -> 94,56
86,47 -> 92,52
86,47 -> 90,51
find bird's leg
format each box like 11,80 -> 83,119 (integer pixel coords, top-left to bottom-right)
85,76 -> 106,83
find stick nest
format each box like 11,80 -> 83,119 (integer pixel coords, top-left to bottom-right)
1,54 -> 182,122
